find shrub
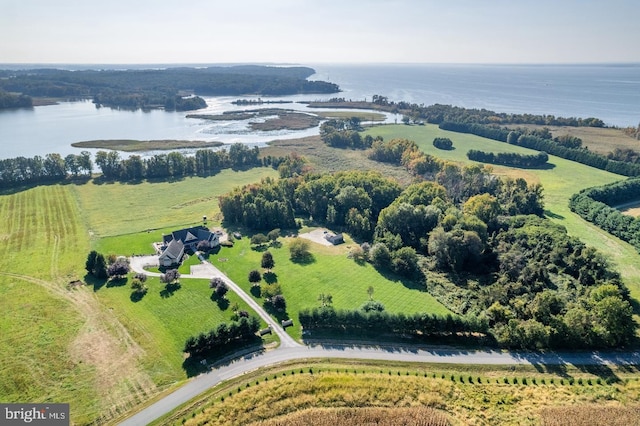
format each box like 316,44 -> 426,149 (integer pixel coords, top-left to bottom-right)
289,238 -> 311,261
360,300 -> 385,312
433,137 -> 453,150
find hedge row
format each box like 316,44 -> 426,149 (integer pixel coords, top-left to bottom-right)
439,122 -> 640,177
569,178 -> 640,252
184,316 -> 261,358
299,307 -> 488,336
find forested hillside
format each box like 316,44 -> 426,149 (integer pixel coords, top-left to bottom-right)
0,65 -> 339,110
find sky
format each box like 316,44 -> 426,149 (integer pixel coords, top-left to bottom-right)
1,0 -> 639,65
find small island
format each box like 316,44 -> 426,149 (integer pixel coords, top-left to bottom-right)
71,139 -> 224,152
188,108 -> 321,131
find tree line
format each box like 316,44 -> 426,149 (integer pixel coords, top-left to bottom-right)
0,144 -> 293,187
95,144 -> 262,180
438,121 -> 640,177
467,149 -> 549,168
569,177 -> 640,252
298,306 -> 488,337
0,152 -> 93,187
0,66 -> 340,111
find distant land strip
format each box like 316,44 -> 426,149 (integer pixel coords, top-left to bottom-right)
71,139 -> 224,152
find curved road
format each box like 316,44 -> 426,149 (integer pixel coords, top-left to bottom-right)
119,344 -> 640,426
123,256 -> 640,425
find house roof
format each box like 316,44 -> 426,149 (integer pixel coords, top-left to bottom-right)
164,226 -> 217,246
159,239 -> 184,261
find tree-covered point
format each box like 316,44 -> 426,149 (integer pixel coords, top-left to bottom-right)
0,65 -> 340,111
0,89 -> 32,109
367,95 -> 606,128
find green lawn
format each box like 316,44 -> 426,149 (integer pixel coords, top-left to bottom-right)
93,275 -> 265,384
365,124 -> 640,299
210,235 -> 452,340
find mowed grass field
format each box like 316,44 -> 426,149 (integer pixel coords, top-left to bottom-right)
0,186 -> 99,423
0,168 -> 278,424
210,235 -> 452,341
364,124 -> 640,300
72,167 -> 278,238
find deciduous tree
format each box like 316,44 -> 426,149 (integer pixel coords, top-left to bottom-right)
261,251 -> 275,271
248,269 -> 262,286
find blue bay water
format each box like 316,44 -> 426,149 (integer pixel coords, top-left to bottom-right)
0,63 -> 638,159
309,64 -> 640,127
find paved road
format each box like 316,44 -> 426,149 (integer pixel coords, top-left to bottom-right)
123,256 -> 640,425
119,343 -> 640,426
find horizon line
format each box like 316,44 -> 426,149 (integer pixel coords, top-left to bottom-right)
1,61 -> 639,68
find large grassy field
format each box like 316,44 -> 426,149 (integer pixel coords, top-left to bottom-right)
72,167 -> 278,238
210,235 -> 452,340
364,124 -> 640,299
0,169 -> 279,424
0,185 -> 100,423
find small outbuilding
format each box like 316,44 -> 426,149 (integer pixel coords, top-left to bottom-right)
324,232 -> 344,245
